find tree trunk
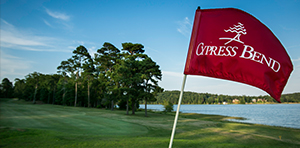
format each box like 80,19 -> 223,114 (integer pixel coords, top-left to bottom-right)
111,100 -> 114,111
131,99 -> 135,115
88,80 -> 90,107
62,87 -> 66,105
144,81 -> 149,117
33,84 -> 38,104
62,79 -> 66,105
75,70 -> 79,107
52,87 -> 56,105
145,98 -> 147,117
97,99 -> 99,107
75,82 -> 77,107
47,91 -> 50,104
126,99 -> 129,115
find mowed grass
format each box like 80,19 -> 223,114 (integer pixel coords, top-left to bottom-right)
1,98 -> 300,148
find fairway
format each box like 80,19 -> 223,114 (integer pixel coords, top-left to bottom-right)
0,99 -> 148,136
1,98 -> 300,148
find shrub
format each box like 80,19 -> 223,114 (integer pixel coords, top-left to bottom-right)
163,101 -> 174,113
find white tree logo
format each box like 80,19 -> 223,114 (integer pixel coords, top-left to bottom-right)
219,22 -> 247,45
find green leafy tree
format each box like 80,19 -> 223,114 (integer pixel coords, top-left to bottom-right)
25,72 -> 43,104
72,45 -> 93,107
120,42 -> 146,114
114,55 -> 141,114
140,56 -> 162,116
81,50 -> 95,107
57,58 -> 77,105
94,42 -> 121,110
0,78 -> 14,98
122,42 -> 145,56
55,73 -> 71,105
164,101 -> 174,113
56,76 -> 75,106
240,96 -> 246,104
58,45 -> 92,107
48,74 -> 61,104
14,78 -> 25,100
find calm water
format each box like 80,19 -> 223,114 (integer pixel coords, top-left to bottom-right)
140,104 -> 300,129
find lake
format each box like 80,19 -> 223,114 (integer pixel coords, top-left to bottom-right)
140,104 -> 300,129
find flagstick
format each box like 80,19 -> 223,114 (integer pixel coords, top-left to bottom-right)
168,74 -> 187,148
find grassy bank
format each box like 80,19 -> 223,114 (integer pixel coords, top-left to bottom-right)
1,98 -> 299,148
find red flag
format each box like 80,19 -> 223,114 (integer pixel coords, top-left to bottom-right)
184,8 -> 293,103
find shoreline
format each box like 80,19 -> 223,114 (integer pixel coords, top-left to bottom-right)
141,103 -> 300,129
145,102 -> 300,105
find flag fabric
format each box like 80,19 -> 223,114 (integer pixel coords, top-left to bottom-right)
184,8 -> 293,103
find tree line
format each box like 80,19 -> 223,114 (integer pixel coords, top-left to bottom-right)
145,90 -> 300,104
1,42 -> 163,116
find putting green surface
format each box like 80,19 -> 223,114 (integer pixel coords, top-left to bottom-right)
1,98 -> 300,148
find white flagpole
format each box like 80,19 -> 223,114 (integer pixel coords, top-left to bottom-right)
168,74 -> 187,148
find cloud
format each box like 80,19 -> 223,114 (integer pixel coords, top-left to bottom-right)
162,71 -> 183,78
145,46 -> 160,53
1,19 -> 14,28
43,19 -> 53,27
0,19 -> 70,52
44,7 -> 72,30
292,58 -> 300,62
1,29 -> 47,46
0,51 -> 33,81
76,40 -> 85,45
45,8 -> 70,21
88,46 -> 97,58
177,17 -> 192,37
280,25 -> 298,31
292,58 -> 300,68
286,44 -> 300,50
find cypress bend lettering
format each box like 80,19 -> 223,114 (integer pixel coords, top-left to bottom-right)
195,42 -> 281,72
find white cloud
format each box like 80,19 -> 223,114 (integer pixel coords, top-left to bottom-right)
0,19 -> 70,52
292,57 -> 300,62
1,29 -> 47,46
291,58 -> 300,69
76,40 -> 85,45
43,19 -> 53,28
43,8 -> 73,30
68,46 -> 77,50
162,71 -> 183,78
45,8 -> 70,21
144,46 -> 160,53
177,17 -> 192,37
280,25 -> 298,31
1,19 -> 14,28
88,46 -> 97,58
0,51 -> 33,81
286,44 -> 300,50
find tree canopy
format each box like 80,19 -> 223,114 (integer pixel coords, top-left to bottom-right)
148,90 -> 300,104
5,42 -> 163,116
2,42 -> 300,117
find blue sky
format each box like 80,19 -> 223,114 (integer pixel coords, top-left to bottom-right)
1,0 -> 299,96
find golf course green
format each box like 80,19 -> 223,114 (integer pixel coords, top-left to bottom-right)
1,98 -> 299,148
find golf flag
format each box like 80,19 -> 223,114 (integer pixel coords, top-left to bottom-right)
184,8 -> 293,103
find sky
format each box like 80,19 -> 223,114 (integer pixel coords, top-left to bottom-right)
1,0 -> 300,97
